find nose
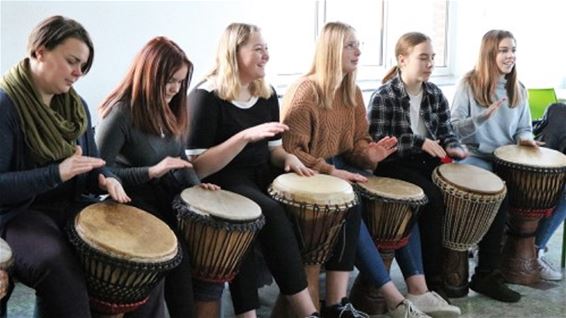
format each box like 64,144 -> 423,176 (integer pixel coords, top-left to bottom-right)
171,82 -> 181,94
72,65 -> 83,77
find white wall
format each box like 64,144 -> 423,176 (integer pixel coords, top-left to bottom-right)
1,0 -> 566,122
450,0 -> 566,89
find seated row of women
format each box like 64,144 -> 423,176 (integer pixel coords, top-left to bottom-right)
1,14 -> 564,318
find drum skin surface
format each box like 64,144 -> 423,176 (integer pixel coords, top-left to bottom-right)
356,176 -> 425,201
494,144 -> 566,168
270,173 -> 355,206
75,202 -> 178,263
179,187 -> 261,221
437,163 -> 505,194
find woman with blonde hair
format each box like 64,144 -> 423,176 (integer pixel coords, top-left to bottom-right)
367,32 -> 467,305
187,23 -> 319,318
450,29 -> 533,302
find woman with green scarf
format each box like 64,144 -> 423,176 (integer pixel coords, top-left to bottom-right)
0,16 -> 135,317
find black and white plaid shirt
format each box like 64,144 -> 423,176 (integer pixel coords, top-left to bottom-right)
368,73 -> 461,158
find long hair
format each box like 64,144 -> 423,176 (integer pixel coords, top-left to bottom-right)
99,36 -> 192,137
28,15 -> 94,74
306,22 -> 357,109
382,32 -> 431,83
206,23 -> 271,100
465,30 -> 523,108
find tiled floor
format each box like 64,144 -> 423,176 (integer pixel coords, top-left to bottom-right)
7,223 -> 566,317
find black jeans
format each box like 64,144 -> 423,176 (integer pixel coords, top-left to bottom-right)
207,166 -> 309,315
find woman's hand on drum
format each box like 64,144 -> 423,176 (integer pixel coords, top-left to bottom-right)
518,139 -> 542,148
421,138 -> 447,158
59,146 -> 106,182
368,136 -> 398,163
198,183 -> 221,191
446,146 -> 468,159
0,270 -> 8,299
330,168 -> 368,183
284,154 -> 315,176
239,122 -> 288,143
98,175 -> 131,203
149,156 -> 193,179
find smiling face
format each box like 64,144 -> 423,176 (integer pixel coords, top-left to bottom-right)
496,37 -> 516,75
342,31 -> 361,74
237,31 -> 269,85
164,64 -> 188,104
34,37 -> 90,96
399,40 -> 434,83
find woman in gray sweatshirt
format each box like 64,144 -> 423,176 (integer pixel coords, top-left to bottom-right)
450,29 -> 534,303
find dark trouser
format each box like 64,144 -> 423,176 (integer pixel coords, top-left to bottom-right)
374,154 -> 444,283
2,201 -> 92,318
208,165 -> 309,315
1,199 -> 166,318
456,156 -> 508,274
128,184 -> 195,318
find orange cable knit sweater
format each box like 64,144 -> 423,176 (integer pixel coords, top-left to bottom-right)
281,78 -> 376,174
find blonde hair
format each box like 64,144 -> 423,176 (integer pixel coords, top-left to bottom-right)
465,30 -> 523,108
206,23 -> 271,100
382,32 -> 431,83
306,22 -> 357,109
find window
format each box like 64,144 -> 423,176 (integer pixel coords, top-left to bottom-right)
262,0 -> 452,88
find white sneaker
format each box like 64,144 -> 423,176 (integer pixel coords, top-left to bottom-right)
538,255 -> 563,281
406,291 -> 461,317
388,300 -> 431,318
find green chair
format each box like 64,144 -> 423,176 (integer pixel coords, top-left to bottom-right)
528,88 -> 558,120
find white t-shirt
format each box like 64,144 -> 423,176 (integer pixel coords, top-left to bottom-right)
409,90 -> 428,137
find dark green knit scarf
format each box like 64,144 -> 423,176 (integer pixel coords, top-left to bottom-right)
0,58 -> 87,165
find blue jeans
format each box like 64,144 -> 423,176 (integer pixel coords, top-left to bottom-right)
327,156 -> 423,288
536,186 -> 566,250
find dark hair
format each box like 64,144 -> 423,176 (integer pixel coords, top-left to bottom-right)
99,36 -> 193,138
27,15 -> 94,74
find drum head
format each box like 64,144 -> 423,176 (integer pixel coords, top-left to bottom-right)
270,173 -> 355,206
0,238 -> 13,269
75,202 -> 178,263
180,187 -> 261,221
437,163 -> 504,194
357,176 -> 425,201
494,145 -> 566,168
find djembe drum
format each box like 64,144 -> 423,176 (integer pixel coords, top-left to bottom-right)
433,163 -> 506,297
68,202 -> 181,316
0,238 -> 13,271
350,176 -> 427,315
494,145 -> 566,284
268,173 -> 357,310
173,187 -> 265,283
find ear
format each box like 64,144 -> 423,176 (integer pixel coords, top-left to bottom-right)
34,46 -> 47,61
398,54 -> 406,68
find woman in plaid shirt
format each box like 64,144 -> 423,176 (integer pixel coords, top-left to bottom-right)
368,32 -> 467,299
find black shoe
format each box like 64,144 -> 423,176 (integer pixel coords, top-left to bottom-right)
321,297 -> 369,318
470,271 -> 521,303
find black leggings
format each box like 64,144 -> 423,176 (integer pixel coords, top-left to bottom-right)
212,166 -> 360,314
214,167 -> 308,314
